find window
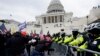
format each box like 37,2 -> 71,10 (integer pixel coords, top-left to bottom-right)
60,24 -> 62,27
60,15 -> 62,22
98,5 -> 100,8
46,27 -> 48,28
52,16 -> 54,23
43,17 -> 46,24
60,15 -> 64,22
55,16 -> 57,23
54,24 -> 58,27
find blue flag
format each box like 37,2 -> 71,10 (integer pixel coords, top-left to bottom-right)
0,23 -> 7,33
18,22 -> 27,31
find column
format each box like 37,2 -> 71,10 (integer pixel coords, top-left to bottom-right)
54,16 -> 55,23
42,17 -> 44,24
50,16 -> 52,23
46,17 -> 48,23
43,17 -> 46,24
58,16 -> 60,22
55,16 -> 57,23
48,16 -> 50,23
62,15 -> 64,22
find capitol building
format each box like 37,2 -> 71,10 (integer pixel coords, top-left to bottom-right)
0,0 -> 100,35
35,0 -> 73,34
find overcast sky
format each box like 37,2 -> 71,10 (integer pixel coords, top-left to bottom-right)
0,0 -> 99,22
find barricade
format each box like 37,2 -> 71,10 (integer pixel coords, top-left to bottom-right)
51,43 -> 100,56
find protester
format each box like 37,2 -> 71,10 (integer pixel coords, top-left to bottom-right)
25,35 -> 33,56
0,31 -> 6,56
6,32 -> 29,56
0,22 -> 100,56
31,34 -> 45,56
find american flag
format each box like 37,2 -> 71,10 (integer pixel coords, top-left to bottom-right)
0,23 -> 7,33
18,21 -> 27,31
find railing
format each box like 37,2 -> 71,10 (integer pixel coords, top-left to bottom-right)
51,43 -> 100,56
70,46 -> 100,55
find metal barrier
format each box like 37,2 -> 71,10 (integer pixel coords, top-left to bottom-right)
70,46 -> 100,55
51,43 -> 100,56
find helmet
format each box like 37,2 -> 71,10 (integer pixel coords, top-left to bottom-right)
85,23 -> 100,33
88,23 -> 100,30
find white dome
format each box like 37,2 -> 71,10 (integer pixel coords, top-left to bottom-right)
50,0 -> 61,5
47,0 -> 64,13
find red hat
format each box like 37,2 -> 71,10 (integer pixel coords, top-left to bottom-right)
21,31 -> 27,37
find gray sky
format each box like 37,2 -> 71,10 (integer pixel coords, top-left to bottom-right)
0,0 -> 99,22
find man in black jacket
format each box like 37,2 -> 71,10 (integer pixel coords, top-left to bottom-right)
6,32 -> 29,56
0,31 -> 6,56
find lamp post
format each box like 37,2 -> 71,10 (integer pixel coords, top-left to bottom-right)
86,16 -> 89,25
70,18 -> 73,31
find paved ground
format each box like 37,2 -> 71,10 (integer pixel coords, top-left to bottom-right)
30,43 -> 68,56
45,51 -> 66,56
30,47 -> 66,56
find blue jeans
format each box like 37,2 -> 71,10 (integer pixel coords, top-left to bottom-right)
31,50 -> 44,56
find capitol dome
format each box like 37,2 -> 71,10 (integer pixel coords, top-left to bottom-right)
47,0 -> 65,13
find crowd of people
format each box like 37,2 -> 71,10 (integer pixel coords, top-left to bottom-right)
0,22 -> 100,56
0,30 -> 53,56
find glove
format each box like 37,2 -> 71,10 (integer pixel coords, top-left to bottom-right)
28,39 -> 36,43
